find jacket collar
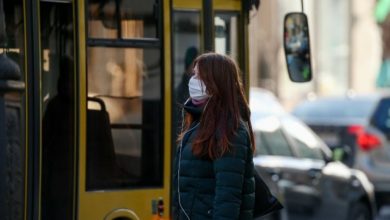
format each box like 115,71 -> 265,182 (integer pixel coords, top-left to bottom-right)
182,98 -> 204,118
181,98 -> 250,125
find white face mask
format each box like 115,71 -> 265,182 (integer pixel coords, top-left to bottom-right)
188,75 -> 209,101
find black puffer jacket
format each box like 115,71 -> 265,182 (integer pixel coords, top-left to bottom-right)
172,102 -> 255,220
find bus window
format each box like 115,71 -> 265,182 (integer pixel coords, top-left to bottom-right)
214,13 -> 239,62
88,0 -> 159,39
214,12 -> 244,83
86,47 -> 162,190
172,11 -> 201,133
40,1 -> 76,219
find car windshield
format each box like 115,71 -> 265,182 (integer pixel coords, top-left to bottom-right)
293,97 -> 378,119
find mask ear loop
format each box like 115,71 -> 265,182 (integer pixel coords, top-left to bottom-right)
203,95 -> 212,112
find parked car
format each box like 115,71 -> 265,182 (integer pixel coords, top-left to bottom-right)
292,93 -> 390,208
250,88 -> 376,220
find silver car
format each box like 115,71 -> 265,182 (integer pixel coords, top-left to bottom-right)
250,88 -> 376,220
293,93 -> 390,209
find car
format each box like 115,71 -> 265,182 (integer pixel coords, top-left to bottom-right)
250,88 -> 376,220
292,93 -> 390,209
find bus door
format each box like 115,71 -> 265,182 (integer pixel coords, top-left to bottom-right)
172,0 -> 246,134
78,0 -> 167,219
38,1 -> 77,219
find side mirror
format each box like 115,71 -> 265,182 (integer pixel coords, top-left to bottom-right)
283,12 -> 312,82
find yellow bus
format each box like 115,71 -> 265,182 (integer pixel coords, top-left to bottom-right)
0,0 -> 263,219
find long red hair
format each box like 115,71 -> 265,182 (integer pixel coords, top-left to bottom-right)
179,53 -> 255,159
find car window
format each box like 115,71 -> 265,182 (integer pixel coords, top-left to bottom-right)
282,116 -> 324,160
255,131 -> 270,155
255,128 -> 294,157
290,137 -> 323,160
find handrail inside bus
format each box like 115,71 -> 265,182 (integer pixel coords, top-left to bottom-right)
92,95 -> 141,100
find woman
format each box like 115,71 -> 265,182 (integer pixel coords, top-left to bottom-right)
173,53 -> 255,220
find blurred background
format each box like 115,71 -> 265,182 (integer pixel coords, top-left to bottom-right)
249,0 -> 384,109
248,1 -> 390,219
